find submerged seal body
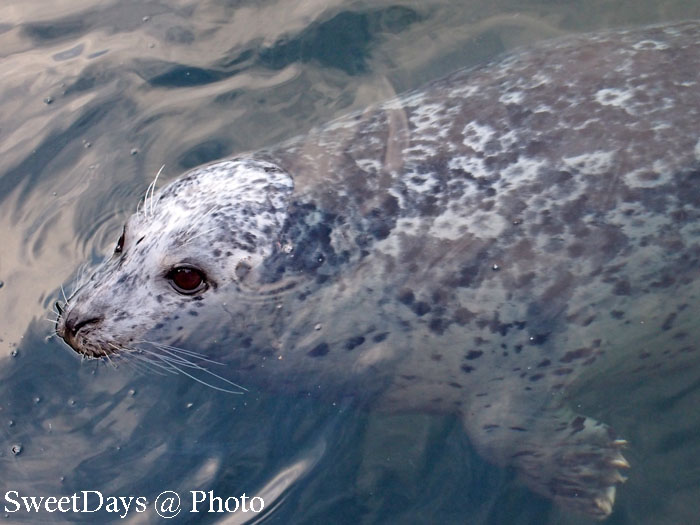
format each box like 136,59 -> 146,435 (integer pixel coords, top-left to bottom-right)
57,21 -> 700,519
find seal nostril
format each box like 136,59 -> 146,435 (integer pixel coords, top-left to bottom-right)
65,316 -> 103,337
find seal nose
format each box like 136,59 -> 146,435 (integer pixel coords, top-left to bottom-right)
64,314 -> 103,339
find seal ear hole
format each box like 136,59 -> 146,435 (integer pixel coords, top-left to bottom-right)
235,261 -> 252,281
166,265 -> 208,295
114,226 -> 126,254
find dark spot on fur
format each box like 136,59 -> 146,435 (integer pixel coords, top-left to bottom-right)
516,272 -> 536,287
610,310 -> 624,319
397,288 -> 414,305
307,342 -> 329,357
567,243 -> 586,257
412,301 -> 431,316
529,374 -> 544,382
235,261 -> 252,281
431,289 -> 449,304
429,317 -> 446,334
511,450 -> 538,460
448,382 -> 462,389
560,347 -> 592,363
453,307 -> 474,325
581,315 -> 596,327
365,196 -> 399,240
373,332 -> 389,342
553,368 -> 573,375
261,202 -> 348,281
188,310 -> 199,317
345,336 -> 365,350
476,312 -> 513,336
453,253 -> 487,288
613,280 -> 631,296
465,350 -> 483,360
528,332 -> 550,345
461,364 -> 474,373
662,312 -> 677,331
561,194 -> 589,223
570,416 -> 585,434
537,359 -> 551,368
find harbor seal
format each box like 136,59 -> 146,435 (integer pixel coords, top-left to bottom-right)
56,20 -> 700,519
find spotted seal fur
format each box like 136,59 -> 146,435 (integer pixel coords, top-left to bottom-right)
56,20 -> 700,519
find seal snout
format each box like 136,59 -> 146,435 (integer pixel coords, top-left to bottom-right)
57,310 -> 106,357
64,315 -> 103,339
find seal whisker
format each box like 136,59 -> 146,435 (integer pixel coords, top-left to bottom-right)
180,226 -> 219,247
183,207 -> 219,238
104,355 -> 118,370
75,262 -> 90,292
131,347 -> 246,394
140,344 -> 247,393
121,351 -> 171,376
132,347 -> 204,377
154,359 -> 247,394
147,165 -> 165,219
103,344 -> 123,369
143,341 -> 227,365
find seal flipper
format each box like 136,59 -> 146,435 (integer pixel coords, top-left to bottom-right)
461,402 -> 629,519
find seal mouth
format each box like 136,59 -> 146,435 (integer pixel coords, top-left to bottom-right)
68,342 -> 116,359
55,302 -> 114,359
57,325 -> 116,359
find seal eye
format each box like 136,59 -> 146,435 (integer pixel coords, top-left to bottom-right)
167,266 -> 207,295
115,227 -> 126,254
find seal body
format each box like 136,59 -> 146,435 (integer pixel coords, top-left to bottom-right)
57,21 -> 700,519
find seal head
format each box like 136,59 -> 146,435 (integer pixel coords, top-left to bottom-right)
57,159 -> 294,366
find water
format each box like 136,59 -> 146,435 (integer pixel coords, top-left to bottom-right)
1,1 -> 700,523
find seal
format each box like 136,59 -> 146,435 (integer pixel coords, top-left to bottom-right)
56,20 -> 700,519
